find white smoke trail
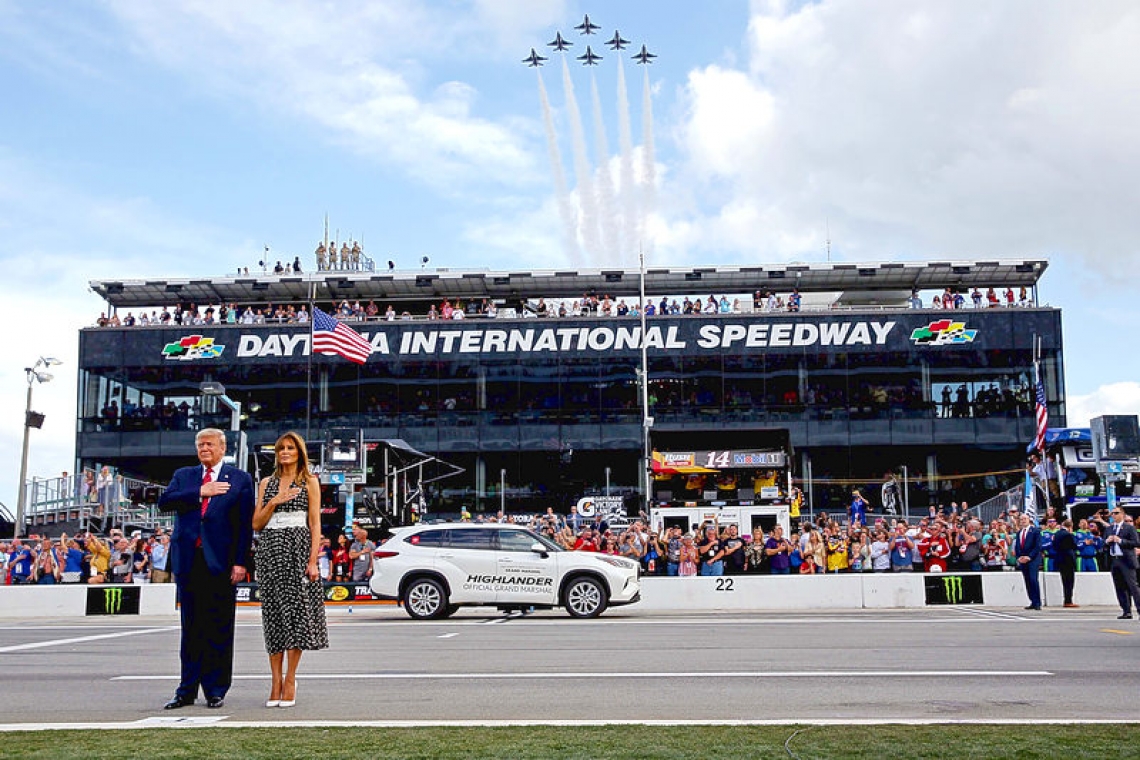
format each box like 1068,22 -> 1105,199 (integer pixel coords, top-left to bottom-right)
616,55 -> 637,267
561,55 -> 602,265
640,64 -> 657,257
589,73 -> 620,262
537,71 -> 580,263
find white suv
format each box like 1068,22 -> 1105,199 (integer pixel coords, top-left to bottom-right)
369,523 -> 641,619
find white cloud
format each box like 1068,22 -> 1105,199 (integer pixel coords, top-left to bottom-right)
102,0 -> 552,190
1065,383 -> 1140,429
667,0 -> 1140,268
0,151 -> 253,509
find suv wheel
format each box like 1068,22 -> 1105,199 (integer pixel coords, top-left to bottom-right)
564,576 -> 607,618
404,577 -> 448,620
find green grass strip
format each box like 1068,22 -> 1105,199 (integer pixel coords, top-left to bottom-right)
2,725 -> 1137,759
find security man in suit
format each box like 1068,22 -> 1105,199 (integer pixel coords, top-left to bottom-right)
1095,507 -> 1140,620
158,428 -> 254,709
1014,512 -> 1042,610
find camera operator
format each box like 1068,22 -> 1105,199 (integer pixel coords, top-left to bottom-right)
982,532 -> 1007,570
956,519 -> 983,572
642,530 -> 665,575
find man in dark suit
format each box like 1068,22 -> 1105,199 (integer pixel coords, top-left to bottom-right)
1096,507 -> 1140,620
1052,519 -> 1078,608
1014,513 -> 1042,610
158,428 -> 254,709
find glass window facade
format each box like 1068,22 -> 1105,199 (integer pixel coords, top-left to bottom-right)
76,308 -> 1064,515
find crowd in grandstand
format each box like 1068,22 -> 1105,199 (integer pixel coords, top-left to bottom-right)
5,501 -> 1133,588
93,281 -> 1037,328
455,502 -> 1130,579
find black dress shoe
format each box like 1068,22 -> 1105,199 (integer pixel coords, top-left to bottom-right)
206,696 -> 225,709
1025,605 -> 1041,610
164,695 -> 195,710
1118,613 -> 1133,619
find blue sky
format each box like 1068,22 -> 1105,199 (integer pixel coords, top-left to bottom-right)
2,0 -> 1139,509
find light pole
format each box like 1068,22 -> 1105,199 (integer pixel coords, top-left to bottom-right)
638,247 -> 653,516
199,381 -> 246,471
15,357 -> 62,539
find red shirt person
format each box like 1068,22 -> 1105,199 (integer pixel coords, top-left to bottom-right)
917,523 -> 951,572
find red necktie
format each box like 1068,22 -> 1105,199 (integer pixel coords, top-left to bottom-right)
201,468 -> 212,516
196,468 -> 212,549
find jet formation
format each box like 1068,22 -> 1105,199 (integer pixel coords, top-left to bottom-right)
530,15 -> 655,67
577,46 -> 602,66
632,44 -> 656,64
522,48 -> 547,68
574,14 -> 601,35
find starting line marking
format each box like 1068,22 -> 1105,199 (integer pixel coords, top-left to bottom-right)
113,669 -> 1053,682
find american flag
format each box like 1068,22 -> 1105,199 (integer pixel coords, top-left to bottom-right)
1028,362 -> 1047,453
311,307 -> 372,364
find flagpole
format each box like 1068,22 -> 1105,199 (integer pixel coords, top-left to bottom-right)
306,277 -> 315,443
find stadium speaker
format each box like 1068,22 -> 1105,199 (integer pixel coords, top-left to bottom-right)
1091,415 -> 1140,461
26,411 -> 45,429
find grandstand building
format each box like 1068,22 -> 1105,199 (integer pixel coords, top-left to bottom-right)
79,259 -> 1063,522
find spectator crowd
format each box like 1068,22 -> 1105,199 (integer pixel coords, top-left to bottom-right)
9,501 -> 1129,588
93,280 -> 1037,329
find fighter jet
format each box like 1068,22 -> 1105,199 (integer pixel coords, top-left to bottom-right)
574,14 -> 601,35
632,44 -> 657,64
522,48 -> 547,67
605,30 -> 630,51
577,46 -> 603,66
547,32 -> 573,51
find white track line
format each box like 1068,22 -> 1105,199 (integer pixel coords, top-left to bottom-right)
113,669 -> 1052,681
0,626 -> 178,654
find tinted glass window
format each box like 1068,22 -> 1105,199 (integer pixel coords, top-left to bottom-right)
447,529 -> 495,551
498,529 -> 541,552
407,529 -> 448,548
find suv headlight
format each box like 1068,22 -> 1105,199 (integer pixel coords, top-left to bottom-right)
594,555 -> 638,571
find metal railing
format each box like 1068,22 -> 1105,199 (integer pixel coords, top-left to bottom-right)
22,470 -> 172,534
973,484 -> 1025,525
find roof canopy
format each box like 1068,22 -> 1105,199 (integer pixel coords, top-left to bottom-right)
90,259 -> 1049,310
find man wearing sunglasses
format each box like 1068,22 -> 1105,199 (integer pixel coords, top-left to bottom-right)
1094,507 -> 1140,620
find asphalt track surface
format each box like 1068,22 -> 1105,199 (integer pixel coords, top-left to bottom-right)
1,604 -> 1138,730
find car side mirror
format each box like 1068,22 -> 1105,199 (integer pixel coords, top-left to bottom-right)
530,542 -> 549,557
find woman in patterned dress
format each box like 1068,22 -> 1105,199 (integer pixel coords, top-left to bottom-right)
253,432 -> 328,708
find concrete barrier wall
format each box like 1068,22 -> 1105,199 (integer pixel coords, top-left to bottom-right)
637,572 -> 1119,612
0,573 -> 1122,618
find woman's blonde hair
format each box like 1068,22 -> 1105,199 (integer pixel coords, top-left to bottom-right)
273,431 -> 311,487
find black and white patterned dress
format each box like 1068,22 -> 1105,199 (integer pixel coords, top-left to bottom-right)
256,477 -> 329,654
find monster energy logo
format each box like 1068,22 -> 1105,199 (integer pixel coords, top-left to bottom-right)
104,587 -> 123,614
943,576 -> 964,604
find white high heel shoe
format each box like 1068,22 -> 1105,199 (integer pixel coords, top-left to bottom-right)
267,678 -> 284,707
279,679 -> 296,708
